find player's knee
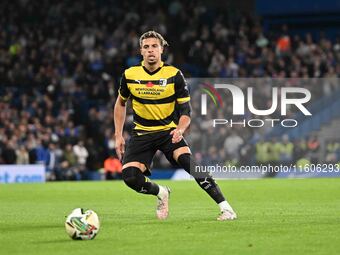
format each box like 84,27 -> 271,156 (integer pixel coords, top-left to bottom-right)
122,162 -> 146,171
177,153 -> 191,169
173,147 -> 191,162
122,167 -> 144,192
177,153 -> 203,178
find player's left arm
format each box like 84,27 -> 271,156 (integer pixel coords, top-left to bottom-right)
170,70 -> 192,143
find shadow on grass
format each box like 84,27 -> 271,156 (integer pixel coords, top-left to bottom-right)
32,236 -> 108,244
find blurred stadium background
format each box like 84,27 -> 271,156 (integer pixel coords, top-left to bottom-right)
0,0 -> 340,183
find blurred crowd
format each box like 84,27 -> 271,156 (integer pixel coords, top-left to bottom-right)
0,0 -> 339,179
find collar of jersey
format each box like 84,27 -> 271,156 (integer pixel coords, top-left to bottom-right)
141,61 -> 164,75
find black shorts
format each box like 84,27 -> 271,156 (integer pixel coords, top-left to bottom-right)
122,129 -> 188,176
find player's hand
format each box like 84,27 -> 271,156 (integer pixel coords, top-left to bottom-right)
170,128 -> 183,143
115,134 -> 125,160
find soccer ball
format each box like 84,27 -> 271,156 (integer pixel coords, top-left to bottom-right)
65,208 -> 100,240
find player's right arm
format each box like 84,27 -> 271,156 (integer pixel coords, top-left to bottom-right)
170,70 -> 191,143
114,73 -> 130,160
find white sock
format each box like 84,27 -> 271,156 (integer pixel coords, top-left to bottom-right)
218,201 -> 234,212
157,185 -> 167,199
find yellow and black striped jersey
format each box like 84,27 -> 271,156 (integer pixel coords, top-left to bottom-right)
118,61 -> 190,132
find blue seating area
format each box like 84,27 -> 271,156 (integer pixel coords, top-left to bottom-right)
266,89 -> 340,140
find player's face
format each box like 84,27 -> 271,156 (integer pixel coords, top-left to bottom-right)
140,38 -> 163,65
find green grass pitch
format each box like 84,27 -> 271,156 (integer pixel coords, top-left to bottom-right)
1,178 -> 340,255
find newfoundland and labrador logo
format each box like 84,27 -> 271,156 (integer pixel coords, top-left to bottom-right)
200,83 -> 312,128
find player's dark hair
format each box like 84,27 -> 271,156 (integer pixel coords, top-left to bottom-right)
139,31 -> 169,48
